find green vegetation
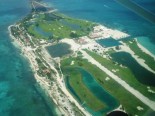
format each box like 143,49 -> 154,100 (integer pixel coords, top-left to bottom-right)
61,55 -> 152,115
22,12 -> 94,40
125,39 -> 155,71
35,57 -> 50,77
16,6 -> 155,115
84,49 -> 155,100
61,58 -> 106,112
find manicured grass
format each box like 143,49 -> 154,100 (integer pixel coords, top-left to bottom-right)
61,58 -> 106,112
28,25 -> 46,39
84,50 -> 155,101
125,39 -> 155,71
25,12 -> 94,40
61,56 -> 152,116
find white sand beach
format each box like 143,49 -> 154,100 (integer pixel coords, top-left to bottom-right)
9,25 -> 92,116
9,22 -> 155,116
90,25 -> 129,40
136,39 -> 155,60
119,41 -> 155,74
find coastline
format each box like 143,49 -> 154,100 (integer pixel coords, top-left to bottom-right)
9,20 -> 155,115
41,44 -> 92,116
136,39 -> 155,60
119,41 -> 155,74
8,24 -> 92,116
7,0 -> 155,114
8,24 -> 63,115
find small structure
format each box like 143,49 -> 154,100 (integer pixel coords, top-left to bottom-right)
93,25 -> 104,33
115,45 -> 121,50
89,33 -> 102,39
43,69 -> 51,74
78,36 -> 89,44
40,39 -> 47,44
89,25 -> 104,39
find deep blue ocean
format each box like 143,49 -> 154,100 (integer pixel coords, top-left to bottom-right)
0,0 -> 57,115
1,0 -> 155,116
44,0 -> 155,55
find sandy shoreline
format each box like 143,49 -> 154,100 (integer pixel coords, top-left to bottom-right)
41,45 -> 92,116
8,24 -> 91,116
136,39 -> 155,60
8,19 -> 155,116
8,25 -> 63,115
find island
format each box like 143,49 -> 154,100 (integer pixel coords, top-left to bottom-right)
8,0 -> 155,116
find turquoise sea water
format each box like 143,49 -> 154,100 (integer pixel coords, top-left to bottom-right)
0,0 -> 57,115
137,37 -> 155,55
1,0 -> 155,115
44,0 -> 155,55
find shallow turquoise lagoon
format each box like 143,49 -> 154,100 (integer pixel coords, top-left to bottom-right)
65,68 -> 119,116
137,37 -> 155,55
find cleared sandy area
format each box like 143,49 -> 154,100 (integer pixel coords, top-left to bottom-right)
90,25 -> 129,40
